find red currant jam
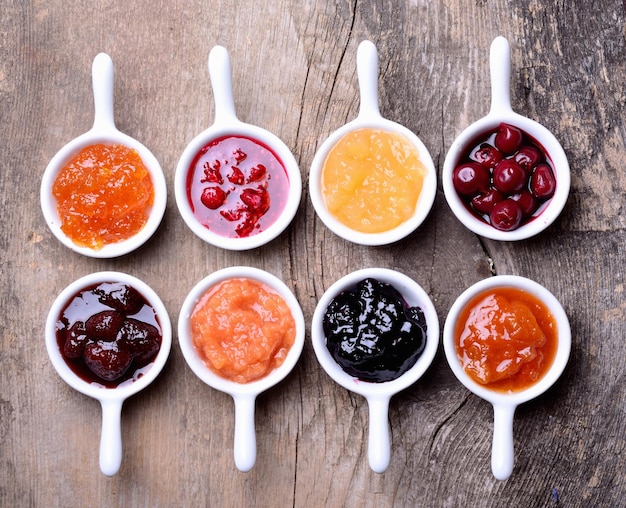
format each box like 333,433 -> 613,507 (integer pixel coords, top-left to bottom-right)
55,282 -> 163,388
322,278 -> 427,383
451,123 -> 557,232
186,135 -> 290,238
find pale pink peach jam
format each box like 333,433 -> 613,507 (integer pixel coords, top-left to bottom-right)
190,278 -> 296,383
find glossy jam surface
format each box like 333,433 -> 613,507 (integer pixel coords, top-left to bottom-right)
323,278 -> 427,383
190,278 -> 296,383
451,123 -> 557,232
55,282 -> 163,388
186,136 -> 290,238
52,143 -> 154,249
321,129 -> 427,233
454,287 -> 558,393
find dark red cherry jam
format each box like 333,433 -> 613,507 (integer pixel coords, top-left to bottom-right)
186,135 -> 290,238
55,282 -> 163,388
322,278 -> 427,383
452,123 -> 557,231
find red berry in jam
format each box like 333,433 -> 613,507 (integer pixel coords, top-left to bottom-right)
511,191 -> 538,217
117,318 -> 161,363
248,164 -> 267,183
201,160 -> 224,184
63,322 -> 88,359
227,166 -> 245,185
490,199 -> 523,231
240,187 -> 270,215
235,214 -> 257,237
472,143 -> 503,169
493,159 -> 526,194
471,188 -> 504,215
233,148 -> 247,163
452,162 -> 490,196
201,186 -> 227,210
94,283 -> 144,315
83,341 -> 133,382
85,311 -> 123,342
220,207 -> 243,222
530,163 -> 556,199
514,145 -> 542,173
494,123 -> 523,155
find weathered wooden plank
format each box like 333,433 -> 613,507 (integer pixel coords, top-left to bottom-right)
1,0 -> 624,506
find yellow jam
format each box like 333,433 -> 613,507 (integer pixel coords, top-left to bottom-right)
321,128 -> 427,233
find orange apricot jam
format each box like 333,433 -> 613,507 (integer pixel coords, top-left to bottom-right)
321,128 -> 427,233
52,143 -> 154,250
190,278 -> 296,383
454,287 -> 558,393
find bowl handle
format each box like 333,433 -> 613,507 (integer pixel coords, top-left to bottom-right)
489,36 -> 514,116
91,53 -> 117,133
208,45 -> 239,126
233,393 -> 257,472
491,402 -> 516,480
357,40 -> 381,120
99,398 -> 123,476
366,394 -> 391,473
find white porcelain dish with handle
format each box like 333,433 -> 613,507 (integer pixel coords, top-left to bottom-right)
442,37 -> 570,241
309,41 -> 437,246
443,275 -> 571,480
40,53 -> 167,258
311,268 -> 439,473
174,46 -> 302,251
45,271 -> 172,476
178,266 -> 305,472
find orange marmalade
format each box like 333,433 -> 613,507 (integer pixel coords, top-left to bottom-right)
321,128 -> 427,233
52,143 -> 154,250
454,287 -> 558,393
190,278 -> 296,383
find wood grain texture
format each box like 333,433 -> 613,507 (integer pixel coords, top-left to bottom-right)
1,0 -> 625,506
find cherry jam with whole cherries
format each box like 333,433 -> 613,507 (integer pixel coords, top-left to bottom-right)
452,123 -> 557,231
186,135 -> 290,238
55,282 -> 163,388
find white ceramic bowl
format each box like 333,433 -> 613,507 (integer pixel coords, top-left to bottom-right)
442,37 -> 570,241
311,268 -> 439,473
309,41 -> 437,246
40,53 -> 167,258
174,46 -> 302,251
443,275 -> 571,480
45,271 -> 172,476
178,266 -> 305,471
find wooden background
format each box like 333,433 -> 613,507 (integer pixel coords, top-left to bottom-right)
2,1 -> 625,506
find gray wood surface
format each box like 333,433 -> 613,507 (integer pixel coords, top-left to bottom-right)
2,1 -> 624,506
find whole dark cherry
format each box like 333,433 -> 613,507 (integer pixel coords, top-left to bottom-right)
490,199 -> 523,231
471,188 -> 504,215
452,162 -> 490,196
511,191 -> 538,217
472,143 -> 503,169
494,124 -> 523,155
514,145 -> 542,173
493,159 -> 526,194
530,164 -> 556,199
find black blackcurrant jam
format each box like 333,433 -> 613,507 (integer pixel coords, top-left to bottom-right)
322,278 -> 427,383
